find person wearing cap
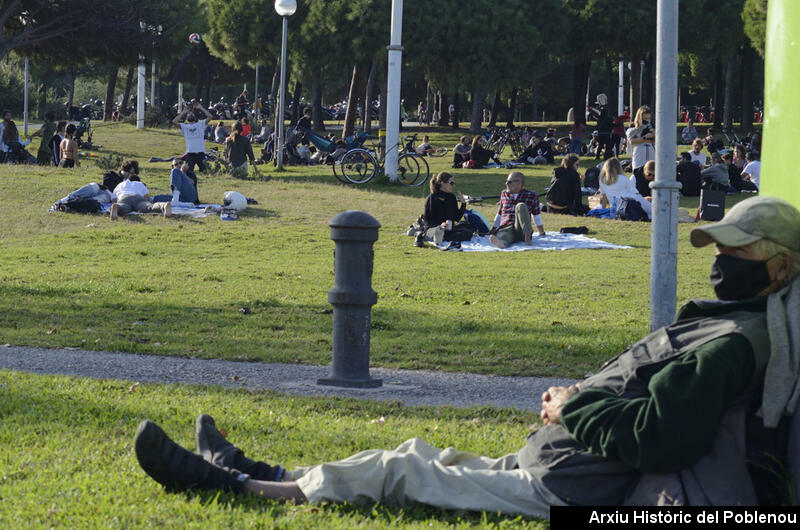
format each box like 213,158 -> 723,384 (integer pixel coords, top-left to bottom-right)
132,198 -> 800,515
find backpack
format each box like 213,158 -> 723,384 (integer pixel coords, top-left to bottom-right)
462,159 -> 478,169
584,167 -> 600,189
617,198 -> 649,222
60,198 -> 102,214
102,171 -> 123,192
464,209 -> 490,235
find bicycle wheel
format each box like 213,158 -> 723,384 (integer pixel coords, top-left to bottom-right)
339,149 -> 378,185
331,157 -> 350,184
396,153 -> 430,187
428,146 -> 449,157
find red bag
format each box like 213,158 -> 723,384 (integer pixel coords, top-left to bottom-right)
462,160 -> 477,169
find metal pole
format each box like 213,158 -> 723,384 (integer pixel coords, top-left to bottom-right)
151,61 -> 156,110
618,60 -> 625,117
23,56 -> 29,136
649,0 -> 681,331
277,16 -> 288,170
254,64 -> 260,122
384,0 -> 403,181
178,82 -> 183,113
137,57 -> 145,129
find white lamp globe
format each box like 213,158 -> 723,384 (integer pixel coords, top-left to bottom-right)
274,0 -> 297,16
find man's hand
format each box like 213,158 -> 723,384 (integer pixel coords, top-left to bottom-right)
540,384 -> 581,425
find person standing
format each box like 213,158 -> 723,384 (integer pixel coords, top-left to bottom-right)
172,100 -> 213,173
625,105 -> 655,185
30,111 -> 57,165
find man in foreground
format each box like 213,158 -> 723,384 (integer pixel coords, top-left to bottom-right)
488,171 -> 546,248
135,196 -> 800,516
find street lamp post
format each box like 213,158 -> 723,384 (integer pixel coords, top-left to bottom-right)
274,0 -> 297,170
138,21 -> 162,129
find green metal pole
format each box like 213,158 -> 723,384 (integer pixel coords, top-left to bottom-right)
761,0 -> 800,209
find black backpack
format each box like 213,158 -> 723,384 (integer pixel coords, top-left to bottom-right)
60,198 -> 102,214
617,198 -> 649,222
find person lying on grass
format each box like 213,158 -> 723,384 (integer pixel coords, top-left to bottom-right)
134,197 -> 800,517
488,171 -> 545,248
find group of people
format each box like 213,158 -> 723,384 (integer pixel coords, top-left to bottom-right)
418,170 -> 546,250
0,110 -> 79,166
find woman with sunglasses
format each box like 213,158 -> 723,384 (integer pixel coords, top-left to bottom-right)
421,171 -> 474,249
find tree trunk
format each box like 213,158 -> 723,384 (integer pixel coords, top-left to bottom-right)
290,81 -> 302,125
713,57 -> 722,127
437,92 -> 449,126
629,56 -> 642,115
573,61 -> 591,125
363,61 -> 377,133
643,52 -> 655,106
121,65 -> 134,113
606,57 -> 615,111
506,88 -> 518,128
270,58 -> 280,109
378,78 -> 387,160
36,82 -> 47,120
311,69 -> 325,132
531,84 -> 538,122
104,68 -> 118,121
488,90 -> 499,127
723,50 -> 736,131
343,62 -> 366,138
425,81 -> 432,123
740,45 -> 753,132
452,92 -> 460,129
470,91 -> 486,133
67,66 -> 76,109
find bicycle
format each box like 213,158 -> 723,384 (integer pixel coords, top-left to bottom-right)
342,134 -> 430,186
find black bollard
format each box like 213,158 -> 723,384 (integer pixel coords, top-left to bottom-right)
317,210 -> 383,388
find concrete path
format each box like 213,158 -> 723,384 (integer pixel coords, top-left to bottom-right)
0,345 -> 578,412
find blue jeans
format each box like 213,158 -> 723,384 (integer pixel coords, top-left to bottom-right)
69,182 -> 102,199
570,139 -> 584,155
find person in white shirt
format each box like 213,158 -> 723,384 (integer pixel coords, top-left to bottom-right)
741,151 -> 761,190
109,171 -> 172,220
172,100 -> 213,173
625,106 -> 655,183
598,157 -> 652,220
689,139 -> 708,168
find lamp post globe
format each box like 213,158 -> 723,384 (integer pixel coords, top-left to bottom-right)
274,0 -> 297,16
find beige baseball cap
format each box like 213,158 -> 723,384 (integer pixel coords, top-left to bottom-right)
690,196 -> 800,252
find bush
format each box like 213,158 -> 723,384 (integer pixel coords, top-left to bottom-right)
122,109 -> 170,128
0,62 -> 25,115
93,152 -> 124,171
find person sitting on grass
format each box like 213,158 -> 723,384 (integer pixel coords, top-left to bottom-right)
224,122 -> 256,174
214,122 -> 228,144
741,151 -> 761,191
452,135 -> 471,168
488,171 -> 546,248
700,152 -> 729,191
134,196 -> 800,517
420,171 -> 473,250
254,120 -> 271,143
681,118 -> 698,144
167,159 -> 199,206
58,124 -> 80,168
417,135 -> 434,156
632,159 -> 655,199
598,157 -> 652,219
517,133 -> 554,165
689,138 -> 707,168
545,154 -> 588,216
467,135 -> 498,168
676,151 -> 701,197
109,165 -> 172,221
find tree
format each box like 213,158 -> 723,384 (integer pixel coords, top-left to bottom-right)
742,0 -> 768,57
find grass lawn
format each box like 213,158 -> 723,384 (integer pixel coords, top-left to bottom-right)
0,121 -> 751,378
0,370 -> 547,528
0,121 -> 758,526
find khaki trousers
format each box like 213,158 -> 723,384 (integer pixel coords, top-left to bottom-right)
495,203 -> 533,247
292,438 -> 565,518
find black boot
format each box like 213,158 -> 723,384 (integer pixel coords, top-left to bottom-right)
196,414 -> 285,482
134,420 -> 250,493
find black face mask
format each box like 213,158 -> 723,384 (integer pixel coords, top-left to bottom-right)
710,254 -> 776,301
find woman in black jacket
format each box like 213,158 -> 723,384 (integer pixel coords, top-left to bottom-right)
467,136 -> 497,168
545,154 -> 588,215
422,172 -> 474,247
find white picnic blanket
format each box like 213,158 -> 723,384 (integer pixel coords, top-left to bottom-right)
438,232 -> 632,252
